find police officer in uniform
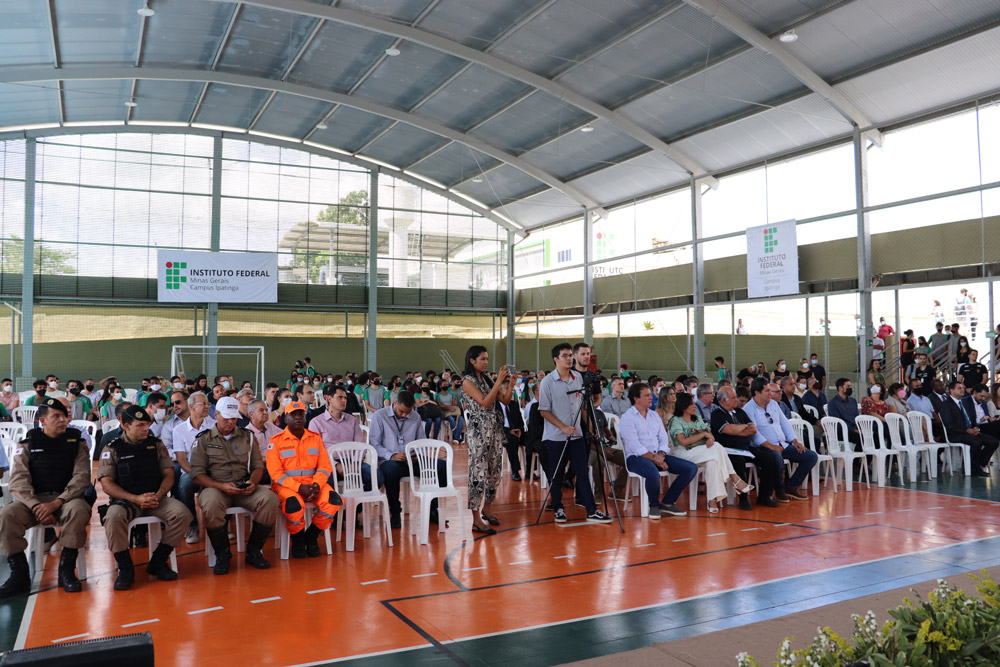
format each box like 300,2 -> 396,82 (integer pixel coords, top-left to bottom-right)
98,405 -> 193,591
190,397 -> 278,575
0,399 -> 91,596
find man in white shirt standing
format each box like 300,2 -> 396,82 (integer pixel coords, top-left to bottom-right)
171,392 -> 216,544
618,383 -> 697,519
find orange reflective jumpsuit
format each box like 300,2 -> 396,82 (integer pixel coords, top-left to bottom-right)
266,427 -> 342,534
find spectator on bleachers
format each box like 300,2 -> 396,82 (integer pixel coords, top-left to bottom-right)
667,393 -> 753,513
735,385 -> 751,408
827,378 -> 862,448
809,354 -> 827,391
899,330 -> 916,373
714,356 -> 731,385
0,378 -> 17,417
905,352 -> 936,394
956,336 -> 971,366
24,378 -> 52,408
98,383 -> 124,424
794,358 -> 812,388
81,378 -> 102,410
742,377 -> 816,501
914,336 -> 930,356
866,359 -> 886,395
63,380 -> 90,422
929,322 -> 950,370
771,359 -> 790,384
958,349 -> 987,390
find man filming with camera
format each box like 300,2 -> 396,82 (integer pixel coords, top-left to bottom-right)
538,342 -> 612,524
190,397 -> 278,575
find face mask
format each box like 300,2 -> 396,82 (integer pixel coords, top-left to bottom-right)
0,385 -> 9,393
871,385 -> 881,394
897,390 -> 907,399
415,376 -> 422,383
326,377 -> 333,383
142,385 -> 149,391
154,408 -> 166,421
346,380 -> 353,387
811,359 -> 818,366
421,386 -> 429,393
85,384 -> 94,391
113,392 -> 123,400
35,387 -> 46,395
776,364 -> 785,371
798,383 -> 807,392
280,397 -> 291,407
150,384 -> 161,392
297,377 -> 304,383
844,388 -> 853,397
802,363 -> 809,370
48,381 -> 58,389
373,379 -> 382,386
69,387 -> 81,396
221,381 -> 230,389
173,382 -> 183,389
313,380 -> 321,386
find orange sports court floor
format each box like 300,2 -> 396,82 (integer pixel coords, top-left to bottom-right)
6,450 -> 1000,666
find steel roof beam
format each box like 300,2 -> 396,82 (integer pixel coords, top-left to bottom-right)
189,3 -> 242,125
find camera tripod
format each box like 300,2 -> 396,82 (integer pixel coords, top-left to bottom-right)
534,384 -> 625,533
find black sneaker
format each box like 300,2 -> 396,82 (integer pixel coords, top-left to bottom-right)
390,514 -> 401,529
586,510 -> 612,523
658,503 -> 688,517
757,497 -> 780,507
554,508 -> 568,523
511,473 -> 522,482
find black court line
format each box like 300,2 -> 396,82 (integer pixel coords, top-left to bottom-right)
379,600 -> 471,667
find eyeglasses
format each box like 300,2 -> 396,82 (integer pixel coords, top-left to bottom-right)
171,400 -> 184,406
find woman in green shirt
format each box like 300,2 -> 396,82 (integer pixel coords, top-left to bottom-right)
667,393 -> 752,513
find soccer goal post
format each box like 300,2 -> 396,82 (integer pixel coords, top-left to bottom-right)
171,346 -> 266,398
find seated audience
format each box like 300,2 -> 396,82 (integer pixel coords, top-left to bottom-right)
827,377 -> 862,448
938,380 -> 999,477
711,386 -> 782,508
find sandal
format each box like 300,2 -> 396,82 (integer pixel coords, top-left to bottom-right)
482,514 -> 500,526
472,524 -> 497,536
735,481 -> 755,495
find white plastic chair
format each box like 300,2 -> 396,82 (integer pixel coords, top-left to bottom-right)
907,411 -> 961,475
0,423 -> 26,444
127,516 -> 179,572
27,525 -> 87,581
819,416 -> 870,491
12,406 -> 37,426
803,404 -> 819,420
102,419 -> 120,434
69,420 -> 97,441
330,442 -> 392,552
886,413 -> 937,481
790,418 -> 836,494
856,415 -> 900,487
405,439 -> 465,545
359,423 -> 370,444
0,437 -> 13,507
124,388 -> 139,402
205,507 -> 251,567
621,457 -> 671,518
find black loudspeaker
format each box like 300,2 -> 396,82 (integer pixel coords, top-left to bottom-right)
0,632 -> 154,666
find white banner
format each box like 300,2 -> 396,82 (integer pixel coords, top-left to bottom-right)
746,219 -> 798,299
157,250 -> 277,303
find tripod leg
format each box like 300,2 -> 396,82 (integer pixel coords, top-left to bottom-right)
534,438 -> 572,525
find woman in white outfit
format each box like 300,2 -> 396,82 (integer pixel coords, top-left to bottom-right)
667,393 -> 753,513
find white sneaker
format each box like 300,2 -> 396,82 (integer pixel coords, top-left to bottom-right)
184,525 -> 199,544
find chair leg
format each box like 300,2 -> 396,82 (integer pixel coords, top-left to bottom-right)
451,492 -> 466,540
381,499 -> 394,547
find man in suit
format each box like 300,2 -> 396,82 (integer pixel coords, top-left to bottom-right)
961,384 -> 1000,440
779,377 -> 817,426
939,380 -> 998,476
500,387 -> 525,482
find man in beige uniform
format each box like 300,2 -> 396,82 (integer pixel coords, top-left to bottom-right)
98,405 -> 193,591
0,399 -> 91,595
190,397 -> 278,575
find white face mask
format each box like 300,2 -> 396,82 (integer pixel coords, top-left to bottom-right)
811,359 -> 818,366
150,384 -> 161,392
48,381 -> 58,389
154,407 -> 166,421
802,363 -> 809,370
280,397 -> 291,407
1,385 -> 9,393
778,364 -> 786,371
173,382 -> 183,389
113,392 -> 123,401
871,385 -> 881,394
798,383 -> 807,391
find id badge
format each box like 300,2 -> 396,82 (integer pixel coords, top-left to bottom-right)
397,435 -> 405,448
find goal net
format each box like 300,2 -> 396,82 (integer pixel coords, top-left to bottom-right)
171,346 -> 266,398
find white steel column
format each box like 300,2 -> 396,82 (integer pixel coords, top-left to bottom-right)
853,127 -> 874,375
507,230 -> 515,365
367,169 -> 379,371
20,139 -> 35,383
691,178 -> 705,377
583,209 -> 594,346
206,136 -> 222,379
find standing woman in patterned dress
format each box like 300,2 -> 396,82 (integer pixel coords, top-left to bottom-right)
462,345 -> 513,536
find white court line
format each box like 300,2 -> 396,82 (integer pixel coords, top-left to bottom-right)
741,528 -> 762,532
773,523 -> 791,527
927,507 -> 944,510
635,543 -> 656,547
707,533 -> 726,537
804,519 -> 822,522
957,504 -> 976,507
121,619 -> 160,628
672,538 -> 692,542
291,644 -> 432,666
361,579 -> 388,585
834,514 -> 852,518
897,509 -> 912,512
556,522 -> 595,528
596,548 -> 616,553
51,633 -> 90,644
412,573 -> 438,578
509,560 -> 533,565
463,567 -> 487,571
188,606 -> 223,616
307,587 -> 337,594
13,585 -> 38,650
866,512 -> 882,515
251,596 -> 281,604
553,555 -> 573,559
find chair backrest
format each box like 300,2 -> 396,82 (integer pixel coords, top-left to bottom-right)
789,418 -> 816,452
405,439 -> 453,492
822,404 -> 829,416
124,388 -> 139,401
906,411 -> 934,445
885,413 -> 911,449
102,419 -> 120,434
12,406 -> 37,426
604,412 -> 620,441
359,423 -> 370,443
855,415 -> 885,450
819,416 -> 849,453
328,442 -> 375,494
69,420 -> 97,441
803,404 -> 819,419
0,423 -> 25,444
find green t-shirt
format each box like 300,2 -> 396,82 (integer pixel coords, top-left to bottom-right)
73,395 -> 94,413
24,393 -> 52,406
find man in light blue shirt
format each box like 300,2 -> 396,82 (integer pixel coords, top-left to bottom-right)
618,383 -> 696,519
905,378 -> 935,417
742,377 -> 816,501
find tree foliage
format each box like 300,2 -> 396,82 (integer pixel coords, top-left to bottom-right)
1,236 -> 77,275
292,190 -> 369,283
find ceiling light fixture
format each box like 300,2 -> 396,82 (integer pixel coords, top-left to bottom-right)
580,124 -> 594,133
384,46 -> 400,57
778,29 -> 798,43
315,122 -> 328,130
137,2 -> 155,17
124,100 -> 138,108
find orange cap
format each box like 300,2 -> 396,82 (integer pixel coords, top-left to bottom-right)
285,400 -> 307,414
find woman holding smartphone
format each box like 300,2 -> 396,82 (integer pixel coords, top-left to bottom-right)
462,346 -> 513,535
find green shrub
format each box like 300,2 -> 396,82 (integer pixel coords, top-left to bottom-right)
736,570 -> 1000,666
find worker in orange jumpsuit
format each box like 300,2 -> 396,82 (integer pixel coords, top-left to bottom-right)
267,401 -> 343,558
